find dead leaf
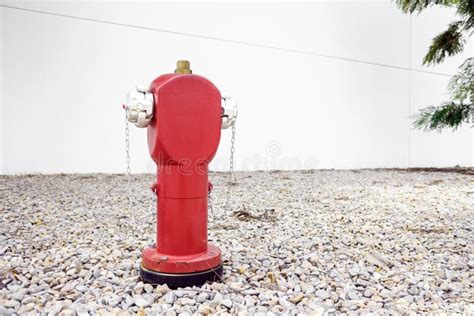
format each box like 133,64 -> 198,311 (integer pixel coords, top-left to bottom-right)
268,272 -> 275,284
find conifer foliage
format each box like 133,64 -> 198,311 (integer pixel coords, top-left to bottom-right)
395,0 -> 473,130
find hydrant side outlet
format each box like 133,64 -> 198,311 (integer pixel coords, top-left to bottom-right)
139,65 -> 223,288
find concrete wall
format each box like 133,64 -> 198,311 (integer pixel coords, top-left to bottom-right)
1,1 -> 472,174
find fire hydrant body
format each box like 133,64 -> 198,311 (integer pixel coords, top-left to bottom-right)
124,61 -> 237,287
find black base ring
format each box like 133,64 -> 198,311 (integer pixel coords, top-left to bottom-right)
140,264 -> 223,288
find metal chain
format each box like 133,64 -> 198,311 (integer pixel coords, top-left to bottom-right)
208,123 -> 236,218
208,191 -> 214,217
229,124 -> 236,182
224,124 -> 236,211
124,114 -> 132,206
152,184 -> 158,247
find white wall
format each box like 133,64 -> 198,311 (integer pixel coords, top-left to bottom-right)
1,1 -> 472,174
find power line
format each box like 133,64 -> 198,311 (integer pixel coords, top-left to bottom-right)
1,4 -> 453,78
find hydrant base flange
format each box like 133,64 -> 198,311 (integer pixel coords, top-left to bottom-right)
140,244 -> 222,287
141,244 -> 222,274
139,264 -> 223,289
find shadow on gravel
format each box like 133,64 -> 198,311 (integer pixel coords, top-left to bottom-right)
396,167 -> 473,176
233,208 -> 277,222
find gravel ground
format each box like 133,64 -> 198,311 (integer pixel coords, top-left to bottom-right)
0,170 -> 473,315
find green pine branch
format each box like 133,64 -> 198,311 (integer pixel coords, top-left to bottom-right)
395,0 -> 458,13
413,58 -> 474,130
413,103 -> 473,130
423,21 -> 465,65
395,0 -> 473,131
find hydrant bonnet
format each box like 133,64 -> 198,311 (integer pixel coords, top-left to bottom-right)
147,74 -> 222,164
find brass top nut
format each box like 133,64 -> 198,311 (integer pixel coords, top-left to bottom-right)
175,60 -> 192,74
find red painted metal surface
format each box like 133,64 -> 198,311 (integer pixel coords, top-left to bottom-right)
141,73 -> 222,274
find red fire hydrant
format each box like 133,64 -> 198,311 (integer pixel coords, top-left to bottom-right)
124,61 -> 237,287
